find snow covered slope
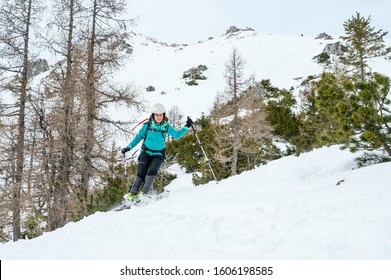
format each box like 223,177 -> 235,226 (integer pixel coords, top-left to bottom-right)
1,146 -> 390,260
111,30 -> 328,121
108,29 -> 391,139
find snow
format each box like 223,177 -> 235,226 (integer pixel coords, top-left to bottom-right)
109,30 -> 391,149
110,30 -> 329,123
1,12 -> 391,279
1,145 -> 390,260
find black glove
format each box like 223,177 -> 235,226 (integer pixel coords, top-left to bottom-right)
185,117 -> 193,128
121,147 -> 130,154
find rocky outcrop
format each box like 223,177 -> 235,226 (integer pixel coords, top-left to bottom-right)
27,58 -> 49,79
322,42 -> 345,55
315,32 -> 333,40
225,26 -> 255,35
182,65 -> 208,86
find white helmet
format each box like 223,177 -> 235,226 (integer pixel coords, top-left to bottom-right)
151,103 -> 166,114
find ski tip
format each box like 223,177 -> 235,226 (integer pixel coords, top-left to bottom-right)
114,205 -> 131,212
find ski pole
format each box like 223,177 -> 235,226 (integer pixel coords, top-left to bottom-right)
123,153 -> 128,178
188,117 -> 218,183
122,117 -> 147,178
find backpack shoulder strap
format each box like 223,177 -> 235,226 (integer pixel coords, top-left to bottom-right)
142,118 -> 152,143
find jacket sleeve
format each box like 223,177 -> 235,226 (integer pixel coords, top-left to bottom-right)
127,123 -> 148,149
167,123 -> 190,139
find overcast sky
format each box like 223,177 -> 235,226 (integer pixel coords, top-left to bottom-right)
127,0 -> 391,43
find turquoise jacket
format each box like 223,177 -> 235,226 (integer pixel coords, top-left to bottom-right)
127,118 -> 190,156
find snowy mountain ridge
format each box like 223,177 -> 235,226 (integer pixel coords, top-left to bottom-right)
110,29 -> 331,123
110,28 -> 391,126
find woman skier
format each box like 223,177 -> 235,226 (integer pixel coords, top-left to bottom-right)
121,103 -> 193,204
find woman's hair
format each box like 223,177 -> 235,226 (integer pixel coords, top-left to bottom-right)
151,113 -> 168,122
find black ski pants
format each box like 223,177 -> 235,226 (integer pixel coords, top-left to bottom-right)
137,151 -> 164,179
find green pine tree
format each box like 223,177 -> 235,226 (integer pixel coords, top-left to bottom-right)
338,13 -> 391,157
259,79 -> 300,142
298,13 -> 391,160
340,12 -> 390,81
344,73 -> 391,156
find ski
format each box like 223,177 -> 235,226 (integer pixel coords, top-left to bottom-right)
114,204 -> 131,212
113,190 -> 170,212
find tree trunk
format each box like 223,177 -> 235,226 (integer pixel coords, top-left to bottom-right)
54,0 -> 77,229
13,0 -> 33,241
384,143 -> 391,157
80,0 -> 98,217
230,50 -> 239,176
